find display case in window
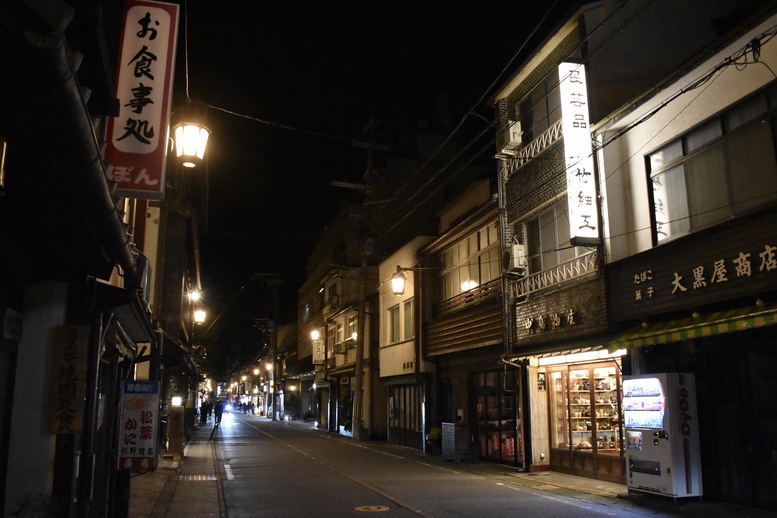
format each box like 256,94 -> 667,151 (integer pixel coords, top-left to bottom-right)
549,364 -> 622,454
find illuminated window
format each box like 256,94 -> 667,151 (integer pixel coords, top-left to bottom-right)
438,222 -> 500,301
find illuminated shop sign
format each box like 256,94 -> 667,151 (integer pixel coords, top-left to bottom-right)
558,61 -> 599,245
104,0 -> 179,200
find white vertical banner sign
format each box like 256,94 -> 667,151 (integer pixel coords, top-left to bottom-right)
104,0 -> 179,200
558,62 -> 600,245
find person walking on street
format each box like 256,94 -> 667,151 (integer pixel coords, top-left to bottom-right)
214,400 -> 224,424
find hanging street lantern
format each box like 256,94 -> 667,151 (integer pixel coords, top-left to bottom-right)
173,120 -> 210,168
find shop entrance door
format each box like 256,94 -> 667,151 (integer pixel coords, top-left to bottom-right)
474,369 -> 523,467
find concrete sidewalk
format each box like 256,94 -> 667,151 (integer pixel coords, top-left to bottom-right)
129,421 -> 224,518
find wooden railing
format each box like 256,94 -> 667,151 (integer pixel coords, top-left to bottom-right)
435,279 -> 501,318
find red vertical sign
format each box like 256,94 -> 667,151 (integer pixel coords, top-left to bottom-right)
104,0 -> 179,200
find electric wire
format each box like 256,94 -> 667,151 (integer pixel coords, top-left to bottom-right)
198,4 -> 777,342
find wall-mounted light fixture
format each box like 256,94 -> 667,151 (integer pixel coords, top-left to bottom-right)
391,269 -> 407,296
386,265 -> 437,296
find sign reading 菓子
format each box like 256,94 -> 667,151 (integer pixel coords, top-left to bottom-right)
558,62 -> 599,245
104,0 -> 179,200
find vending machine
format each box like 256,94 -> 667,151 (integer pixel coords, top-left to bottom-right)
623,373 -> 702,498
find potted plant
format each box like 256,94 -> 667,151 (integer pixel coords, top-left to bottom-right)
426,426 -> 442,454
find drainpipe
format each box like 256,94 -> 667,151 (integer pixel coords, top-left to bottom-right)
24,29 -> 141,286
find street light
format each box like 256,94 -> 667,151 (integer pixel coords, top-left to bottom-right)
391,270 -> 406,296
173,3 -> 210,168
388,265 -> 438,296
173,117 -> 210,168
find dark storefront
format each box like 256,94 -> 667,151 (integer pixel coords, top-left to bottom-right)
387,380 -> 424,449
473,369 -> 523,466
606,207 -> 777,508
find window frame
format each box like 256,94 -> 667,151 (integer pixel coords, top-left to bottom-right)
525,200 -> 585,273
437,222 -> 500,302
647,86 -> 777,245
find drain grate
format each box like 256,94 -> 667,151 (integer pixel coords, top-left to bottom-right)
179,474 -> 217,481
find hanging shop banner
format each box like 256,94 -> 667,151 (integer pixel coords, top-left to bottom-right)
558,61 -> 600,245
118,380 -> 160,471
49,326 -> 89,434
104,0 -> 179,200
312,339 -> 324,365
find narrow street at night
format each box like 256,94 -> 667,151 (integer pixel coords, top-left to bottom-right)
132,413 -> 777,518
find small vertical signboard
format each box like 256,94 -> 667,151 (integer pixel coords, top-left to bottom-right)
312,339 -> 324,365
104,0 -> 179,200
118,380 -> 160,471
49,326 -> 89,434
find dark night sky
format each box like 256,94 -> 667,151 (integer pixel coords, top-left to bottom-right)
174,1 -> 576,354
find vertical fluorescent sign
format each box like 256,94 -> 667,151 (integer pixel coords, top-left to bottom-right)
104,0 -> 179,200
558,62 -> 600,245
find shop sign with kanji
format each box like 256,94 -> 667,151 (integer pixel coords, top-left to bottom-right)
558,61 -> 600,245
49,326 -> 88,434
118,380 -> 160,471
104,0 -> 179,200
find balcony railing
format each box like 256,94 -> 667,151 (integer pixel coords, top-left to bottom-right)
504,119 -> 563,175
435,279 -> 500,317
509,250 -> 598,298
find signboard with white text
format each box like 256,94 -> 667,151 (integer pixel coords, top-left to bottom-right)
558,62 -> 600,245
104,0 -> 179,200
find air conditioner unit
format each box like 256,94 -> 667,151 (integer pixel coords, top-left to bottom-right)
502,243 -> 528,272
499,121 -> 523,156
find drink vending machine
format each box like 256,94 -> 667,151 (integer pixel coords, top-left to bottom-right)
623,373 -> 702,499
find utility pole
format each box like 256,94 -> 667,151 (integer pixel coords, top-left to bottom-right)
352,250 -> 367,440
253,273 -> 283,421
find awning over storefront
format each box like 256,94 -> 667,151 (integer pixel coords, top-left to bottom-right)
608,302 -> 777,352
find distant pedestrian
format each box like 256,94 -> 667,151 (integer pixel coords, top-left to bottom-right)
214,400 -> 224,424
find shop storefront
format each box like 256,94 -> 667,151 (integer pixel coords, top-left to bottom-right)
546,361 -> 624,483
387,380 -> 424,449
474,369 -> 523,466
605,207 -> 777,506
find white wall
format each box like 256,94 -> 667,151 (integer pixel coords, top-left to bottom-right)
599,13 -> 777,262
5,281 -> 67,517
378,236 -> 434,378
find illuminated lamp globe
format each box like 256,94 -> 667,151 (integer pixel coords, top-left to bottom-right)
173,121 -> 210,168
391,271 -> 406,296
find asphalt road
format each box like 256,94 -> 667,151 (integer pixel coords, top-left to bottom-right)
211,412 -> 693,518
